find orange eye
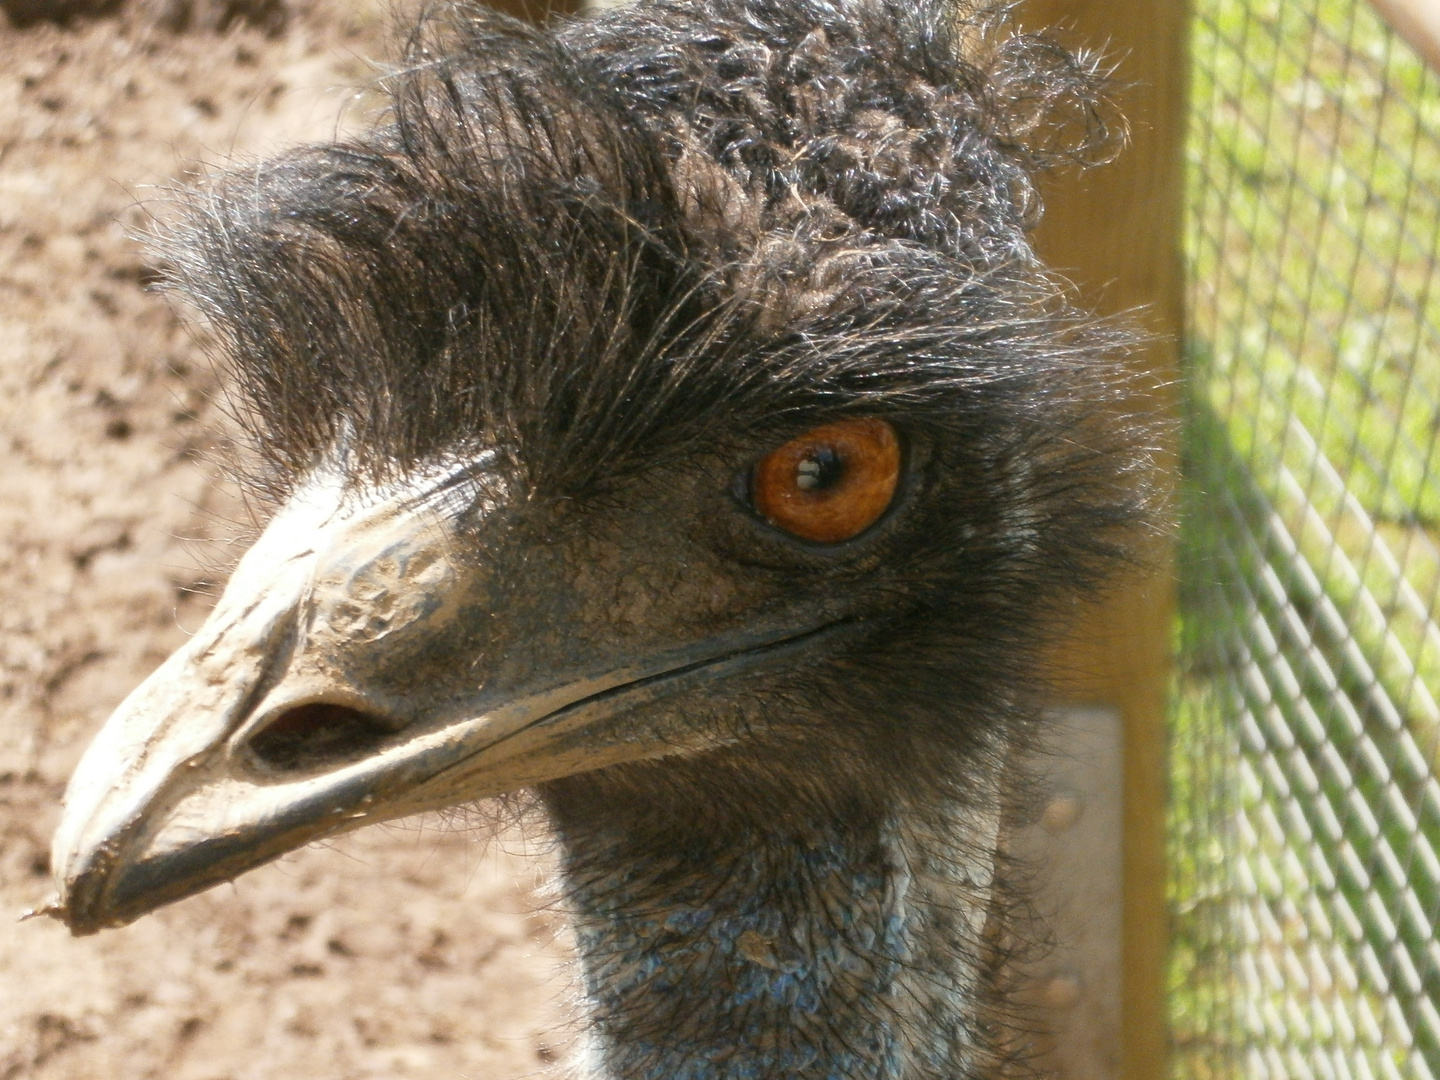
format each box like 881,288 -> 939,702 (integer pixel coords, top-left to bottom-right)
752,418 -> 901,543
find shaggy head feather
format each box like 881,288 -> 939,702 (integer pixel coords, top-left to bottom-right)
168,0 -> 1133,505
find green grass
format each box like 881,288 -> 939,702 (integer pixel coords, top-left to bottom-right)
1172,0 -> 1440,1075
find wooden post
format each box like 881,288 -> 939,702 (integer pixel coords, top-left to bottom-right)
1366,0 -> 1440,71
1015,1 -> 1187,1078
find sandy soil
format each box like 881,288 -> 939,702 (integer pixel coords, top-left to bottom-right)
0,3 -> 572,1076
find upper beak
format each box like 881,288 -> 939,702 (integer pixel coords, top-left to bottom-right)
48,460 -> 825,934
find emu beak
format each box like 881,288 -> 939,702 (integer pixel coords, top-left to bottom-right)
50,460 -> 822,935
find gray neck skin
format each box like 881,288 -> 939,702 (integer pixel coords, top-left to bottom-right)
541,763 -> 1003,1080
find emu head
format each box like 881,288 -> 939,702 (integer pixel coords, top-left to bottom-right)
50,0 -> 1147,937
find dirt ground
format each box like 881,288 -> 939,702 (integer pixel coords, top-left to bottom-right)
0,2 -> 574,1076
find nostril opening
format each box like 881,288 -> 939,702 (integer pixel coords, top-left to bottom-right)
247,703 -> 399,774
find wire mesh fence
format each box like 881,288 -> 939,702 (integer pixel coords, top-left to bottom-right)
1172,0 -> 1440,1076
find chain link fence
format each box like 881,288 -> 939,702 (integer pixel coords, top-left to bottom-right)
1172,0 -> 1440,1076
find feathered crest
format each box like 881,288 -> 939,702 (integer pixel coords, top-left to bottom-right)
160,0 -> 1135,517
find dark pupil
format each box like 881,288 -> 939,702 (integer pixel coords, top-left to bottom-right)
795,446 -> 844,492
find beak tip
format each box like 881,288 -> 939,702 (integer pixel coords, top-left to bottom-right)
18,898 -> 62,924
45,839 -> 137,936
17,894 -> 101,936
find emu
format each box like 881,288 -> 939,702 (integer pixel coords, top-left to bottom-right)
47,0 -> 1153,1076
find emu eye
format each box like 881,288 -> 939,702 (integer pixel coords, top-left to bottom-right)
751,419 -> 901,543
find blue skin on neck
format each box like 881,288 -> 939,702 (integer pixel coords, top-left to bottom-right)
563,827 -> 927,1080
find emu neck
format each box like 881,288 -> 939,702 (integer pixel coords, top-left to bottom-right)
543,767 -> 1003,1080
